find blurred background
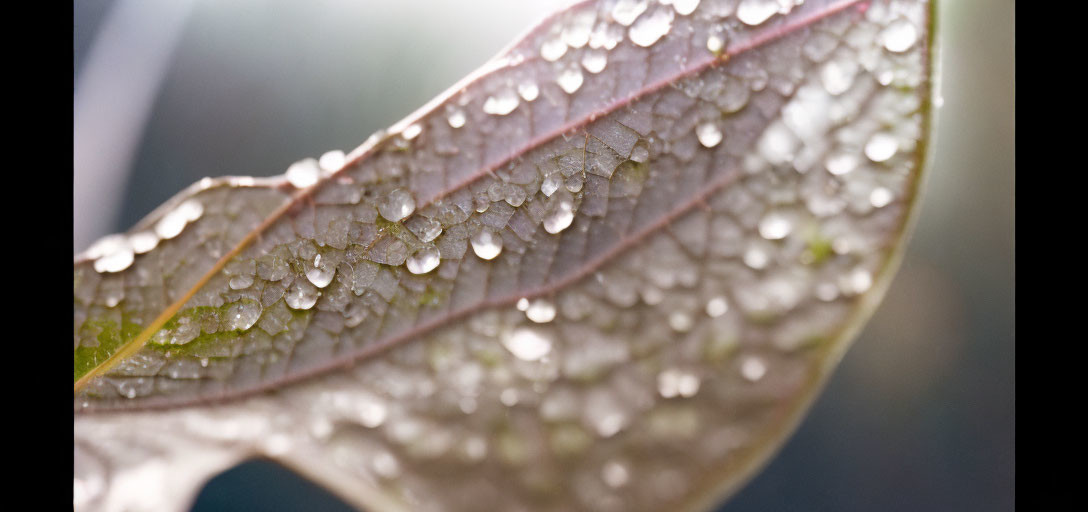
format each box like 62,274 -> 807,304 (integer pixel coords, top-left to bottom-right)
73,1 -> 1013,510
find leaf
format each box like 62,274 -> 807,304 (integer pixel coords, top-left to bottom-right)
74,0 -> 936,510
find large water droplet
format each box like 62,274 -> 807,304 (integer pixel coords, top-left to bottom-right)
406,246 -> 441,274
612,0 -> 648,27
557,67 -> 584,94
225,300 -> 262,331
737,0 -> 778,26
882,18 -> 918,53
483,89 -> 520,115
628,7 -> 673,47
525,299 -> 557,323
90,235 -> 135,273
502,327 -> 552,361
286,158 -> 321,188
378,188 -> 416,222
470,229 -> 504,260
864,132 -> 899,162
696,121 -> 723,148
285,280 -> 319,310
543,200 -> 575,234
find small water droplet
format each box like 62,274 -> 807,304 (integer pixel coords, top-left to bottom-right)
543,200 -> 575,234
306,264 -> 335,288
447,108 -> 466,128
740,356 -> 767,382
557,67 -> 584,94
612,0 -> 648,27
657,368 -> 701,398
285,280 -> 319,310
668,311 -> 693,332
737,0 -> 778,26
286,158 -> 321,188
870,187 -> 893,208
541,174 -> 562,197
503,327 -> 552,361
628,7 -> 673,47
540,36 -> 568,62
229,273 -> 254,290
706,296 -> 728,317
525,299 -> 556,323
758,212 -> 792,240
129,232 -> 159,254
744,246 -> 769,269
672,0 -> 700,16
154,199 -> 204,240
378,188 -> 416,222
562,11 -> 595,48
864,132 -> 898,162
518,81 -> 539,102
696,121 -> 723,148
602,460 -> 630,488
402,123 -> 422,140
825,152 -> 859,175
707,33 -> 725,54
581,49 -> 607,74
882,18 -> 918,53
517,297 -> 530,311
406,247 -> 441,274
92,236 -> 135,274
820,59 -> 858,95
483,89 -> 520,115
318,150 -> 346,172
226,301 -> 262,331
471,229 -> 504,260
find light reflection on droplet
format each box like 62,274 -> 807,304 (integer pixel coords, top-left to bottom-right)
483,89 -> 520,115
406,247 -> 441,274
557,67 -> 584,94
447,108 -> 466,128
882,18 -> 919,53
286,158 -> 321,188
740,356 -> 767,382
696,121 -> 723,148
518,81 -> 539,102
471,229 -> 504,260
502,327 -> 553,361
865,132 -> 899,162
706,296 -> 729,317
525,299 -> 557,323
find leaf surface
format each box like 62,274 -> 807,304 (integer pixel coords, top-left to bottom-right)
74,0 -> 936,510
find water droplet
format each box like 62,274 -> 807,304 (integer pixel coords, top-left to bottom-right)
820,59 -> 858,95
758,212 -> 792,240
447,108 -> 466,128
707,33 -> 725,54
841,268 -> 873,295
402,123 -> 422,140
581,49 -> 608,73
744,246 -> 769,269
543,200 -> 575,234
630,145 -> 649,163
628,7 -> 673,47
286,158 -> 321,188
483,89 -> 520,115
658,368 -> 701,398
565,174 -> 584,193
557,67 -> 584,94
92,236 -> 135,274
865,132 -> 898,162
870,187 -> 893,208
229,273 -> 254,290
825,152 -> 859,175
378,188 -> 416,222
668,311 -> 693,332
516,297 -> 530,311
415,217 -> 444,242
225,301 -> 262,331
525,299 -> 556,323
672,0 -> 700,16
471,229 -> 504,260
696,121 -> 723,148
318,150 -> 346,172
129,232 -> 159,254
406,246 -> 441,274
882,18 -> 918,53
285,280 -> 319,310
518,81 -> 539,102
500,388 -> 519,407
737,0 -> 778,26
706,296 -> 728,317
541,174 -> 562,197
612,0 -> 648,27
154,199 -> 204,240
562,11 -> 595,48
602,461 -> 630,488
540,36 -> 568,62
740,356 -> 767,382
306,264 -> 335,288
502,327 -> 552,361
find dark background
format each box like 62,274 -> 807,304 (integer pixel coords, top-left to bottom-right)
74,1 -> 1014,510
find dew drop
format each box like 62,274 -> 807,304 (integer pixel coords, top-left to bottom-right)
541,37 -> 568,62
611,0 -> 648,27
668,311 -> 693,332
706,296 -> 729,317
743,246 -> 769,269
525,299 -> 557,323
378,188 -> 416,222
630,145 -> 649,163
502,327 -> 552,361
740,356 -> 767,382
581,49 -> 608,74
543,200 -> 575,234
285,280 -> 319,310
870,187 -> 893,208
820,59 -> 858,95
758,212 -> 792,240
447,108 -> 466,128
658,368 -> 702,398
318,150 -> 346,172
516,297 -> 530,311
672,0 -> 700,15
562,11 -> 595,48
602,461 -> 630,488
306,265 -> 335,288
229,273 -> 254,290
415,217 -> 444,242
225,301 -> 262,331
483,89 -> 520,115
541,174 -> 562,197
402,123 -> 422,140
286,158 -> 321,188
882,18 -> 918,53
557,67 -> 584,94
825,152 -> 859,175
154,199 -> 204,240
518,81 -> 539,102
864,132 -> 899,162
737,0 -> 778,26
406,246 -> 441,274
92,239 -> 135,274
470,229 -> 504,260
129,232 -> 159,254
628,7 -> 673,47
707,33 -> 725,54
696,121 -> 723,148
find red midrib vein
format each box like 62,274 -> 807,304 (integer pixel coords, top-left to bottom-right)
76,0 -> 866,408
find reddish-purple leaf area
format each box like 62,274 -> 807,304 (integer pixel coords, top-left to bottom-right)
74,0 -> 934,510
